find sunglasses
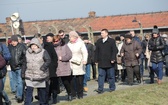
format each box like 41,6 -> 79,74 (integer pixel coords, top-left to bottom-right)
60,34 -> 64,36
54,40 -> 60,42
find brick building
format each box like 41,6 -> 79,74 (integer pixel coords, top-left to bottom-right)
0,11 -> 168,42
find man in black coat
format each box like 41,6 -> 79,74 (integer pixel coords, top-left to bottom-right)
8,35 -> 26,103
58,30 -> 69,44
95,29 -> 118,93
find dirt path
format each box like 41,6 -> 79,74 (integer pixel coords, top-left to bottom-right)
4,70 -> 168,105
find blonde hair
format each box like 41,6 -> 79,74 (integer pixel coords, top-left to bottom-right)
69,31 -> 79,38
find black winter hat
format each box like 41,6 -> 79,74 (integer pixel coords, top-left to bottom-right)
46,33 -> 54,37
115,36 -> 121,41
125,34 -> 132,39
11,35 -> 18,42
120,34 -> 125,38
152,28 -> 159,34
83,36 -> 89,40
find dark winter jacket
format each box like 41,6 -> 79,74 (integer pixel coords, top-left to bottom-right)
8,43 -> 26,70
43,42 -> 58,78
164,40 -> 168,55
62,35 -> 69,44
120,40 -> 142,66
95,37 -> 118,68
148,36 -> 165,63
85,43 -> 94,64
142,39 -> 149,54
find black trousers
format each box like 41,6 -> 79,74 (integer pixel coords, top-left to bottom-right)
61,75 -> 72,95
0,78 -> 3,105
126,65 -> 140,84
71,75 -> 84,98
49,77 -> 60,97
91,63 -> 97,79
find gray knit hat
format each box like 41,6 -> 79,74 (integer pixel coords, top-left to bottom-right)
11,35 -> 18,42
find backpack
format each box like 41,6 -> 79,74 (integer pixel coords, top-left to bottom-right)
0,44 -> 6,69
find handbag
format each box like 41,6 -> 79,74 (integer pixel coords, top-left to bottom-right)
71,60 -> 81,65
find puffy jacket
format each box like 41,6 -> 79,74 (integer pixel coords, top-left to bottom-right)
164,40 -> 168,55
24,38 -> 51,81
9,43 -> 26,70
148,36 -> 165,63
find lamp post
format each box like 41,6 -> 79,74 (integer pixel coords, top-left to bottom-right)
132,17 -> 144,40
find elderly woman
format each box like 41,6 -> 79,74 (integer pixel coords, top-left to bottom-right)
23,38 -> 51,105
67,31 -> 88,99
53,35 -> 72,101
121,34 -> 142,85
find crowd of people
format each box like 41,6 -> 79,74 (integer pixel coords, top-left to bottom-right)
0,26 -> 168,105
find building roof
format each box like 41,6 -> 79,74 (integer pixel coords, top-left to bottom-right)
0,11 -> 168,38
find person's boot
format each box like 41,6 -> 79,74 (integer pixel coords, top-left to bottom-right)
83,87 -> 88,92
68,94 -> 72,101
149,68 -> 154,84
0,93 -> 3,105
5,101 -> 11,105
165,68 -> 168,76
52,91 -> 57,104
121,69 -> 126,82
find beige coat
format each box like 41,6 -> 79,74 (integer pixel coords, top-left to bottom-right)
116,41 -> 124,70
67,38 -> 88,75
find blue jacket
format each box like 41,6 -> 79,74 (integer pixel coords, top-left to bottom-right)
0,43 -> 11,61
0,43 -> 11,78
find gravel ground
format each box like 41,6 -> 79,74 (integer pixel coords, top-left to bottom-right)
4,69 -> 168,105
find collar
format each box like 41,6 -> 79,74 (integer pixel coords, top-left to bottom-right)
102,37 -> 108,43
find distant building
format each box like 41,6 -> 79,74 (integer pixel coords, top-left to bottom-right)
0,11 -> 168,42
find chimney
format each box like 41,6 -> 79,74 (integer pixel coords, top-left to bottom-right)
88,11 -> 96,18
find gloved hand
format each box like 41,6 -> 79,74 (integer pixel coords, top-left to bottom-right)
21,73 -> 25,79
40,66 -> 46,72
0,71 -> 5,78
153,45 -> 157,51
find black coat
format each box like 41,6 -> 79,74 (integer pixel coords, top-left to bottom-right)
95,37 -> 118,68
142,39 -> 149,54
62,35 -> 69,44
148,37 -> 165,63
43,42 -> 58,78
8,43 -> 26,70
85,43 -> 94,64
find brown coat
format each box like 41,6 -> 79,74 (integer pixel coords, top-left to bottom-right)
54,44 -> 72,77
120,40 -> 142,66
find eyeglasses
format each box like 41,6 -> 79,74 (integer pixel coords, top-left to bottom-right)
54,40 -> 60,42
59,34 -> 64,36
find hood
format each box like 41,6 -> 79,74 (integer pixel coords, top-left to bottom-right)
29,38 -> 42,49
28,38 -> 43,54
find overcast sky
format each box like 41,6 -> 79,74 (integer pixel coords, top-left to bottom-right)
0,0 -> 168,23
